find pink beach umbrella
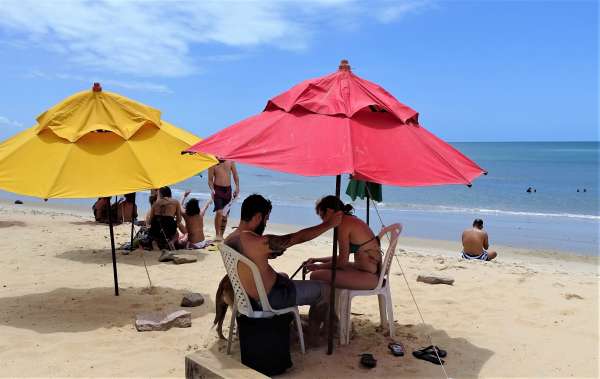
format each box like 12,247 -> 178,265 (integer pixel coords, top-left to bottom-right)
187,60 -> 486,353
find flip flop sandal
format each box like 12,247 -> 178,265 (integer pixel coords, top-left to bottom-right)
388,342 -> 405,357
359,353 -> 377,368
412,350 -> 445,365
420,345 -> 447,358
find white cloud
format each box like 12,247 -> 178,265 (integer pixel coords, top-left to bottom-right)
0,0 -> 432,77
26,70 -> 172,94
377,0 -> 435,23
0,116 -> 22,128
100,79 -> 172,94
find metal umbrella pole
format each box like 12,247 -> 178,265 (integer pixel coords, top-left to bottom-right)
107,197 -> 119,296
130,193 -> 136,251
366,190 -> 370,226
327,174 -> 341,354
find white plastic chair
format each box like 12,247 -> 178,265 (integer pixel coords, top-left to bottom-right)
218,243 -> 306,354
337,225 -> 401,345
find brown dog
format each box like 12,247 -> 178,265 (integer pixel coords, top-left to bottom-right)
213,274 -> 235,339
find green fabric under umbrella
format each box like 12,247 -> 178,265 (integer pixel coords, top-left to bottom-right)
346,178 -> 382,202
346,177 -> 382,226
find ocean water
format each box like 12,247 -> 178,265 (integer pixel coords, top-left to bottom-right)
208,141 -> 600,219
1,142 -> 598,254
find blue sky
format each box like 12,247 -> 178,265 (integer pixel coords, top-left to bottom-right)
0,0 -> 597,142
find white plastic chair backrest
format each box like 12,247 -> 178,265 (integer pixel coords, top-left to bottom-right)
375,228 -> 400,290
218,243 -> 274,316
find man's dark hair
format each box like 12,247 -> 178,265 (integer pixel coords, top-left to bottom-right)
473,218 -> 484,228
159,186 -> 172,198
124,193 -> 136,203
185,198 -> 200,216
241,194 -> 272,222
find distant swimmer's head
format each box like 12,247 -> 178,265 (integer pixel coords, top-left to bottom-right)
159,186 -> 172,198
241,194 -> 272,235
473,218 -> 484,229
316,195 -> 353,221
185,198 -> 200,216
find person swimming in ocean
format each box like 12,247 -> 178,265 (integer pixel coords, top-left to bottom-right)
461,218 -> 497,261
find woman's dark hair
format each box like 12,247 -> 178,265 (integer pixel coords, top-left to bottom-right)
316,195 -> 353,215
185,198 -> 200,216
241,194 -> 272,221
159,186 -> 172,198
124,193 -> 136,203
149,195 -> 157,206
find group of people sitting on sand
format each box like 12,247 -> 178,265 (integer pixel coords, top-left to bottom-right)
92,158 -> 239,253
144,186 -> 213,250
93,186 -> 213,251
92,193 -> 137,225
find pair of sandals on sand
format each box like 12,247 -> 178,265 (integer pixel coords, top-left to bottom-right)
359,344 -> 447,368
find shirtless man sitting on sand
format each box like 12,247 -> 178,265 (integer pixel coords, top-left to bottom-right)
146,186 -> 185,250
208,158 -> 239,241
461,218 -> 497,261
225,194 -> 342,345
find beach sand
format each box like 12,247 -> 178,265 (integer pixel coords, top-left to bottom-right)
0,200 -> 598,378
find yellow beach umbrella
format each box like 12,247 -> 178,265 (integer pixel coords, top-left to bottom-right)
0,84 -> 216,198
0,83 -> 217,294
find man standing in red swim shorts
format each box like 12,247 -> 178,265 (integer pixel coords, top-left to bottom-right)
208,158 -> 240,241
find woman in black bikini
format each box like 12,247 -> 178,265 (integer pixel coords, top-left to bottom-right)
306,196 -> 401,290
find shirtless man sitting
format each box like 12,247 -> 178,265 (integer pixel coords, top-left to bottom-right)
224,194 -> 342,345
146,186 -> 185,250
208,158 -> 240,241
461,218 -> 497,261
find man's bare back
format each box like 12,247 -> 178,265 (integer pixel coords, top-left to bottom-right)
153,197 -> 179,215
461,219 -> 497,260
462,228 -> 488,255
225,230 -> 277,300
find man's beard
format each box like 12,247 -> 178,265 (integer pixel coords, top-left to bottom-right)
254,220 -> 267,235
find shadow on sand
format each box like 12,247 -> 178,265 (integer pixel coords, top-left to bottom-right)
69,220 -> 103,226
203,316 -> 493,378
0,220 -> 26,228
57,248 -> 209,267
0,286 -> 214,334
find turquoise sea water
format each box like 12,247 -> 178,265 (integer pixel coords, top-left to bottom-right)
229,141 -> 600,219
2,142 -> 598,254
